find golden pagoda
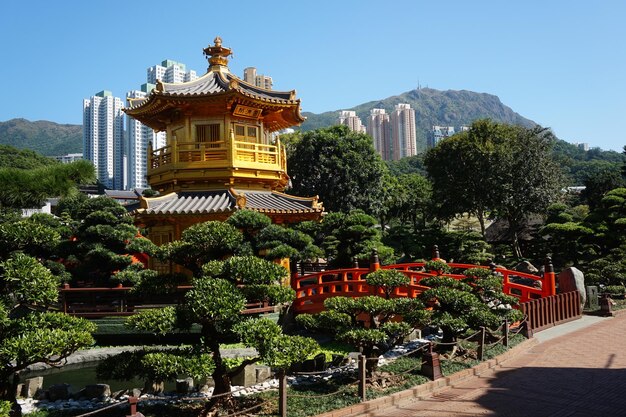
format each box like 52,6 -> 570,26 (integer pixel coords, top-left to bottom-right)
125,37 -> 323,251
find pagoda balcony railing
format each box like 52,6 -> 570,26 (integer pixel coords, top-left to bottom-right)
149,140 -> 285,171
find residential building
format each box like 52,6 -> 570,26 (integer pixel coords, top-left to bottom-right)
338,110 -> 366,134
390,104 -> 417,159
83,90 -> 124,189
125,61 -> 197,190
367,108 -> 392,160
147,60 -> 198,84
431,125 -> 456,148
54,153 -> 83,164
574,142 -> 590,151
243,67 -> 273,90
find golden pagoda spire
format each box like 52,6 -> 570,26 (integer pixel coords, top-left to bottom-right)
203,36 -> 233,70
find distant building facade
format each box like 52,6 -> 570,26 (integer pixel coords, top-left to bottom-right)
338,110 -> 366,134
126,61 -> 198,190
574,142 -> 590,151
367,108 -> 392,160
83,90 -> 124,189
243,67 -> 273,90
147,60 -> 198,84
390,104 -> 417,159
54,153 -> 83,164
430,126 -> 456,148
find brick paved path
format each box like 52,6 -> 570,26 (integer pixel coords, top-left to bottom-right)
359,313 -> 626,417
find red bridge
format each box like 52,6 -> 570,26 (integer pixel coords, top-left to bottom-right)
292,251 -> 556,314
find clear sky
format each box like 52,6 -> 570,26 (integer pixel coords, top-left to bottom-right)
1,0 -> 625,151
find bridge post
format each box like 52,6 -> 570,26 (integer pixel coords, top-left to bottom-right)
543,256 -> 556,296
353,257 -> 359,269
369,249 -> 380,272
432,245 -> 440,260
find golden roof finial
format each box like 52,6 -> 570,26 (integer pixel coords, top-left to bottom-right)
203,36 -> 232,69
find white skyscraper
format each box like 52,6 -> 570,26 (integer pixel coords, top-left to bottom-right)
125,61 -> 198,190
367,108 -> 392,160
338,110 -> 366,133
126,86 -> 158,190
147,60 -> 198,84
83,91 -> 124,189
391,104 -> 417,160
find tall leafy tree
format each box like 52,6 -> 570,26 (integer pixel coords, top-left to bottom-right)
287,125 -> 388,214
581,166 -> 626,209
490,126 -> 564,257
424,119 -> 512,237
0,160 -> 95,209
425,120 -> 564,258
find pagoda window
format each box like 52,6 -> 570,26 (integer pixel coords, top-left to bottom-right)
196,124 -> 221,148
234,123 -> 259,149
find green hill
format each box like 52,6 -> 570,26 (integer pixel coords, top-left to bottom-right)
0,118 -> 82,156
300,88 -> 536,152
0,144 -> 59,169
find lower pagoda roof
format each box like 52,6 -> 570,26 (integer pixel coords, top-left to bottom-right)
134,189 -> 323,216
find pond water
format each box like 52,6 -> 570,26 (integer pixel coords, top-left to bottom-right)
21,363 -> 178,392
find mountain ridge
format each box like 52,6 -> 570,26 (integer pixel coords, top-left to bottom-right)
0,118 -> 82,156
300,87 -> 536,152
0,88 -> 573,156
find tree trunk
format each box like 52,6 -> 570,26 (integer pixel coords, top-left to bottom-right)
0,374 -> 21,417
202,325 -> 233,414
476,209 -> 486,238
512,230 -> 523,259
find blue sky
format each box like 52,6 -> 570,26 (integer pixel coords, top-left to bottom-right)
1,0 -> 625,151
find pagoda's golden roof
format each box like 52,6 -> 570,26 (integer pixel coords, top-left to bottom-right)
124,37 -> 305,132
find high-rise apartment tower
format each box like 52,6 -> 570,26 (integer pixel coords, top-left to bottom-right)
367,109 -> 392,160
338,110 -> 366,134
391,104 -> 417,160
243,67 -> 273,90
83,91 -> 124,189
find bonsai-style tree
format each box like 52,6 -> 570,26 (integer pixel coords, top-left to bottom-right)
226,209 -> 323,270
301,210 -> 395,268
57,196 -> 157,286
126,221 -> 318,413
420,267 -> 523,354
0,253 -> 95,417
297,269 -> 430,372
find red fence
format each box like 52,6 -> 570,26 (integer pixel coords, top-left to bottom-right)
59,285 -> 275,318
519,290 -> 582,333
292,260 -> 555,314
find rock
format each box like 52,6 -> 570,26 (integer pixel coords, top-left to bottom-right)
47,384 -> 73,401
21,376 -> 43,398
198,384 -> 212,394
131,388 -> 142,398
111,389 -> 126,400
176,377 -> 194,394
231,365 -> 257,387
255,366 -> 271,383
300,358 -> 316,372
79,384 -> 111,400
514,261 -> 539,274
558,267 -> 586,307
313,353 -> 327,371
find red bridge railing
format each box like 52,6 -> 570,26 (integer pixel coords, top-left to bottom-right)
292,250 -> 556,314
